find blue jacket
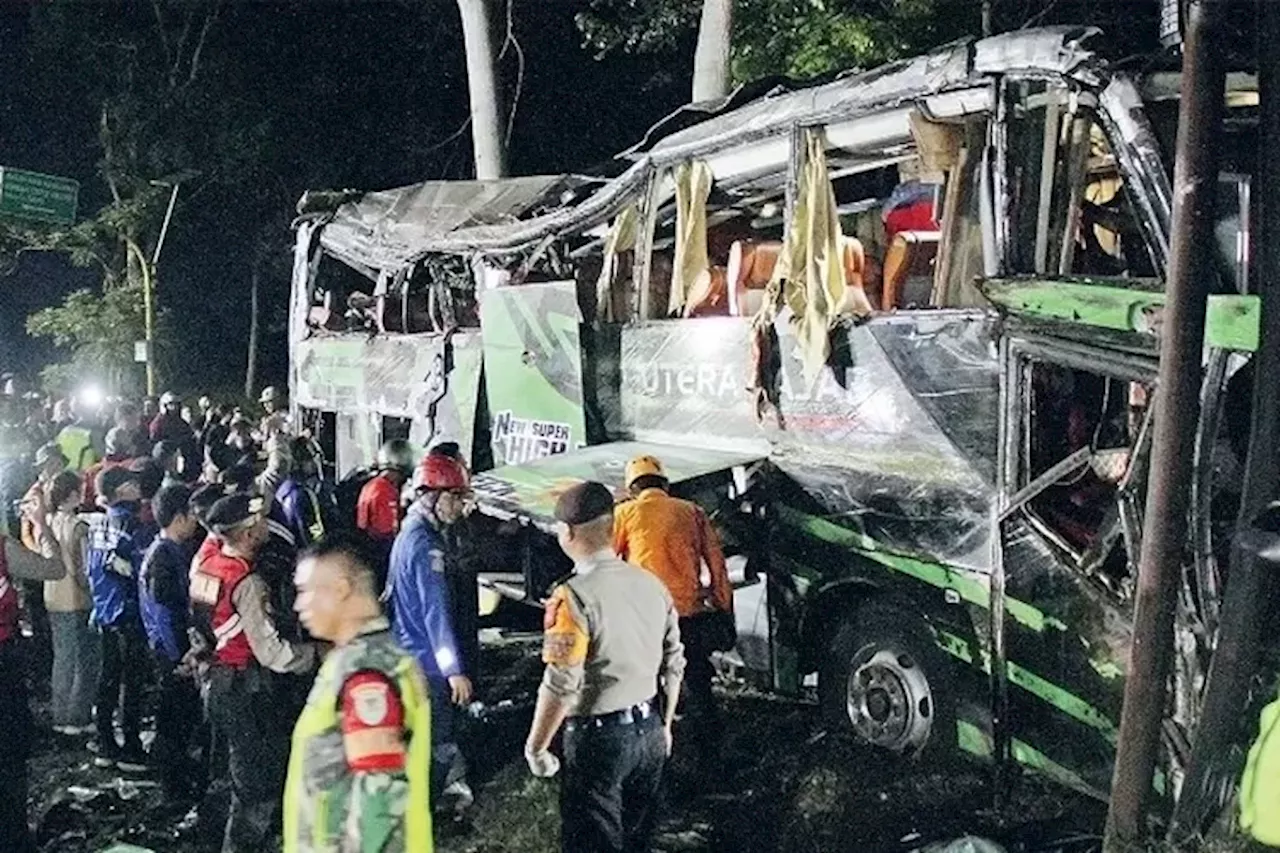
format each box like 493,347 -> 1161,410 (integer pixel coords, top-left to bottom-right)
139,535 -> 191,663
274,477 -> 325,548
85,504 -> 143,629
386,506 -> 462,681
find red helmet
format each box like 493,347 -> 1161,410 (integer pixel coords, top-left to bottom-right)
416,453 -> 468,492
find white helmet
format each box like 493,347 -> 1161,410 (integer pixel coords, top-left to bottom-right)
376,439 -> 417,474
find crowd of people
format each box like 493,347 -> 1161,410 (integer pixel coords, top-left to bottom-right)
0,380 -> 736,853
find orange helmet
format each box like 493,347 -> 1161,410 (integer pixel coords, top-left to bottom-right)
416,453 -> 469,492
624,455 -> 665,490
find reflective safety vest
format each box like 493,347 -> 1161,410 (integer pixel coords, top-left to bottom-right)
1242,690 -> 1280,844
283,624 -> 433,853
0,540 -> 17,645
189,550 -> 253,669
56,425 -> 97,473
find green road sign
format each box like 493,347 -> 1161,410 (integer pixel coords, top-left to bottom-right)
0,167 -> 79,225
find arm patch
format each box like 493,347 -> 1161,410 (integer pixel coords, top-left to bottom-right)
542,586 -> 588,668
340,670 -> 408,774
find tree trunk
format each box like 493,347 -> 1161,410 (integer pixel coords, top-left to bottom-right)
692,0 -> 734,103
245,261 -> 260,401
456,0 -> 506,179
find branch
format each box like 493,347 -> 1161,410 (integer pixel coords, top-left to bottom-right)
151,0 -> 172,69
171,7 -> 194,89
498,0 -> 524,148
415,116 -> 473,159
1020,0 -> 1065,29
186,3 -> 220,88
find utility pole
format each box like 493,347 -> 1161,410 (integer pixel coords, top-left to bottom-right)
1169,0 -> 1280,839
1102,2 -> 1228,849
141,180 -> 181,397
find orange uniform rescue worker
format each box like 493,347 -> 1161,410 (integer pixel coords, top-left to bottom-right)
613,455 -> 734,759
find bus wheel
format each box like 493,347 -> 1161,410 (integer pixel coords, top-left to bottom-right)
819,603 -> 951,757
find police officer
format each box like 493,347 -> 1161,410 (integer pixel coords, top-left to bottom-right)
285,534 -> 433,853
525,481 -> 686,853
0,511 -> 63,853
614,455 -> 734,757
386,451 -> 474,812
190,494 -> 318,853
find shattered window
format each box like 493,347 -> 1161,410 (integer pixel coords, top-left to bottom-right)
645,161 -> 787,320
1019,360 -> 1151,597
309,253 -> 380,333
1005,79 -> 1156,281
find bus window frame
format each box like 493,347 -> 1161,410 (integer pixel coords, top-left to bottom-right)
1001,335 -> 1157,600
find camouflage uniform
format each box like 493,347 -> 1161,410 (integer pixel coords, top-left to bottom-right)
284,617 -> 433,853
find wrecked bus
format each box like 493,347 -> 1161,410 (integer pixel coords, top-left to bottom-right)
289,27 -> 1260,799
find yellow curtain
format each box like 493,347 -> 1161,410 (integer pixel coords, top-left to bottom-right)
668,161 -> 713,317
767,130 -> 848,388
594,205 -> 639,322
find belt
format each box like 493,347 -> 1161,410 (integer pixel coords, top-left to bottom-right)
566,698 -> 656,732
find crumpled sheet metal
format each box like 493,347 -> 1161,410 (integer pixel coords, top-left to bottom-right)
595,311 -> 999,570
1098,76 -> 1174,271
299,28 -> 1132,270
315,175 -> 583,272
972,26 -> 1104,85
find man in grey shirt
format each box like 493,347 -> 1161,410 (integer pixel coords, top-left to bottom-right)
524,481 -> 685,853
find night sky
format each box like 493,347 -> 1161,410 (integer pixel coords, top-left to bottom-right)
0,0 -> 693,395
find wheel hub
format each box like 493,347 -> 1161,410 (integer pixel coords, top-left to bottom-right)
846,647 -> 934,752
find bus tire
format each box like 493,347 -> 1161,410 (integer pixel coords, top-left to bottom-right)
819,602 -> 954,758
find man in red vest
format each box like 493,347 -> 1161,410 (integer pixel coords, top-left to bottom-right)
190,494 -> 318,853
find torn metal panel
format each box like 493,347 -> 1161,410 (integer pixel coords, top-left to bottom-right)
314,175 -> 590,272
588,311 -> 999,570
1098,77 -> 1174,271
972,26 -> 1104,86
471,440 -> 763,529
647,42 -> 974,163
293,330 -> 485,461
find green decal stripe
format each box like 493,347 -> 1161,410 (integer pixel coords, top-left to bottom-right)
776,506 -> 1065,633
955,721 -> 1107,800
982,279 -> 1259,353
937,631 -> 1117,744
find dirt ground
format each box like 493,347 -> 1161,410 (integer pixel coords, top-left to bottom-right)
28,639 -> 1110,853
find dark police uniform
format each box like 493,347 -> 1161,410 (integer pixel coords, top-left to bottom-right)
539,484 -> 686,853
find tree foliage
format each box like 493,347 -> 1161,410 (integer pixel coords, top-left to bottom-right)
25,285 -> 152,395
1,0 -> 265,393
577,0 -> 980,84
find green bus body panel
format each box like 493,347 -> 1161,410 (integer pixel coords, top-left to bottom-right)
472,440 -> 763,529
983,278 -> 1260,352
775,505 -> 1065,633
479,282 -> 588,467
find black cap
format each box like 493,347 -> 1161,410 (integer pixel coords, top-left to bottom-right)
97,465 -> 141,503
554,481 -> 615,525
206,493 -> 263,534
428,441 -> 462,461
